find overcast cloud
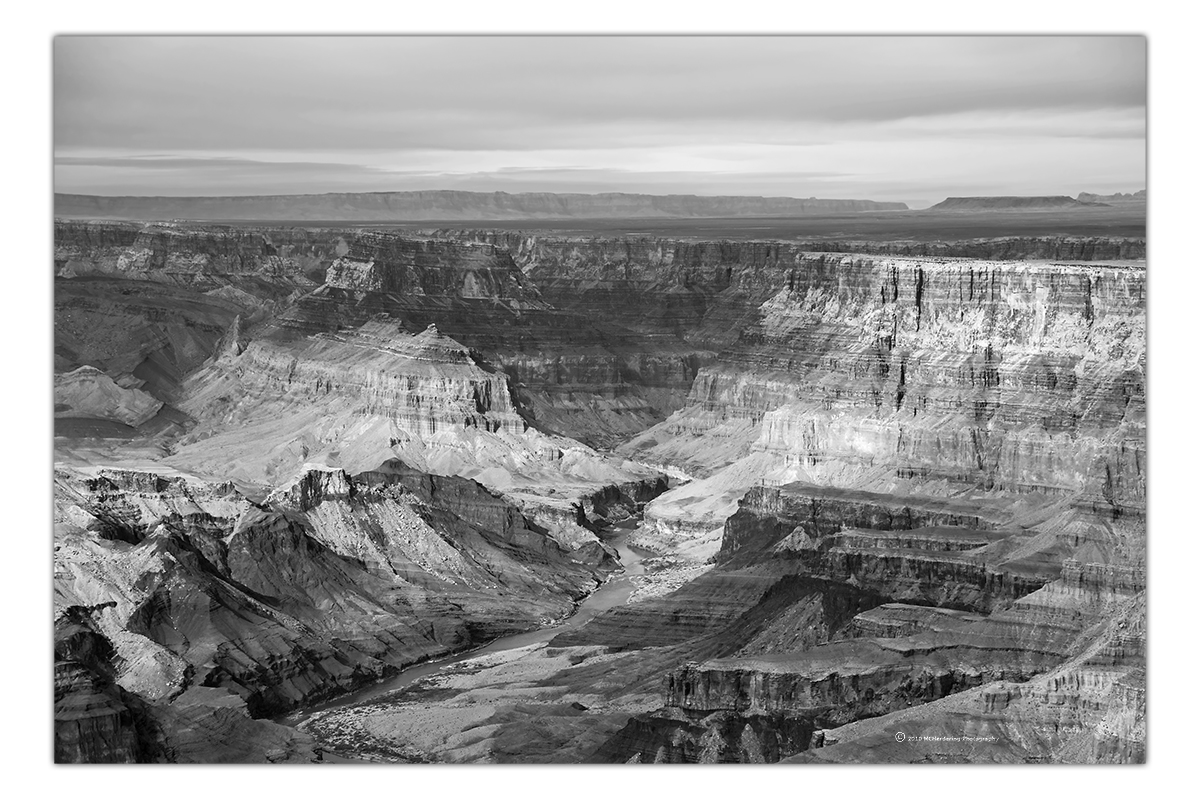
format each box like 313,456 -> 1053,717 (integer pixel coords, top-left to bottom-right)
54,36 -> 1146,208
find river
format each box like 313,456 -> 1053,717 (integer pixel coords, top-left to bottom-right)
279,516 -> 655,746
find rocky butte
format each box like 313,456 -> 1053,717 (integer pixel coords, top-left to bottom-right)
52,200 -> 1145,764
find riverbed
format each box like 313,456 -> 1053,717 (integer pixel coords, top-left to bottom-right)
280,516 -> 656,756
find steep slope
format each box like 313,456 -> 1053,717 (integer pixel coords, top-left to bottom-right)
54,221 -> 348,412
292,240 -> 1144,765
55,223 -> 676,520
572,250 -> 1145,763
168,313 -> 668,542
55,366 -> 163,427
263,231 -> 712,448
53,461 -> 606,762
617,255 -> 1144,558
53,220 -> 1145,765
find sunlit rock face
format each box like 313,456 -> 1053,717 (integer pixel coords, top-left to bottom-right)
614,255 -> 1144,559
52,459 -> 609,762
570,251 -> 1144,764
190,320 -> 525,440
422,233 -> 1143,568
262,231 -> 711,449
143,230 -> 675,532
429,231 -> 1145,342
720,258 -> 1143,493
55,366 -> 164,427
167,315 -> 667,539
53,219 -> 1145,764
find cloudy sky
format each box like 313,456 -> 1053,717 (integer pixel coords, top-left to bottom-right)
54,36 -> 1146,208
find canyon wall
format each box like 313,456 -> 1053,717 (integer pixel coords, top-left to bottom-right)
430,232 -> 1145,339
54,220 -> 1146,764
53,461 -> 610,762
53,221 -> 349,412
608,254 -> 1145,557
557,242 -> 1145,763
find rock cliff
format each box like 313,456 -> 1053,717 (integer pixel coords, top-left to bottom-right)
570,248 -> 1144,764
54,220 -> 348,286
53,460 -> 608,762
616,255 -> 1144,556
438,230 -> 1146,263
53,221 -> 347,410
53,218 -> 1145,764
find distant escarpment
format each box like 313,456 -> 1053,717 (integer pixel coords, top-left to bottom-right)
55,190 -> 908,221
432,230 -> 1145,264
927,196 -> 1102,212
1078,190 -> 1146,205
53,462 -> 607,762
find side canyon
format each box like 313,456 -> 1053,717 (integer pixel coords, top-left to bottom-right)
53,217 -> 1146,764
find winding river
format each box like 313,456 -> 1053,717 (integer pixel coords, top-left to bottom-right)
280,517 -> 654,743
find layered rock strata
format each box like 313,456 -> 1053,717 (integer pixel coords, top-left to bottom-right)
602,534 -> 1138,761
54,220 -> 349,287
55,366 -> 164,427
621,256 -> 1144,555
53,221 -> 347,409
588,462 -> 1144,763
168,316 -> 667,538
52,220 -> 1146,765
571,247 -> 1144,763
261,231 -> 708,448
53,461 -> 607,762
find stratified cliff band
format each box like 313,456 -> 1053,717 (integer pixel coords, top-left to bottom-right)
53,218 -> 1145,764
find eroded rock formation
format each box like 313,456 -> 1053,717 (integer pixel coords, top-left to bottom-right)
53,219 -> 1145,764
53,460 -> 613,762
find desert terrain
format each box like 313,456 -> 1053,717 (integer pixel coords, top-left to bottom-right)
53,193 -> 1145,764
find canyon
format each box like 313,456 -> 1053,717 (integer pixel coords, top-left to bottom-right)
53,210 -> 1146,765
